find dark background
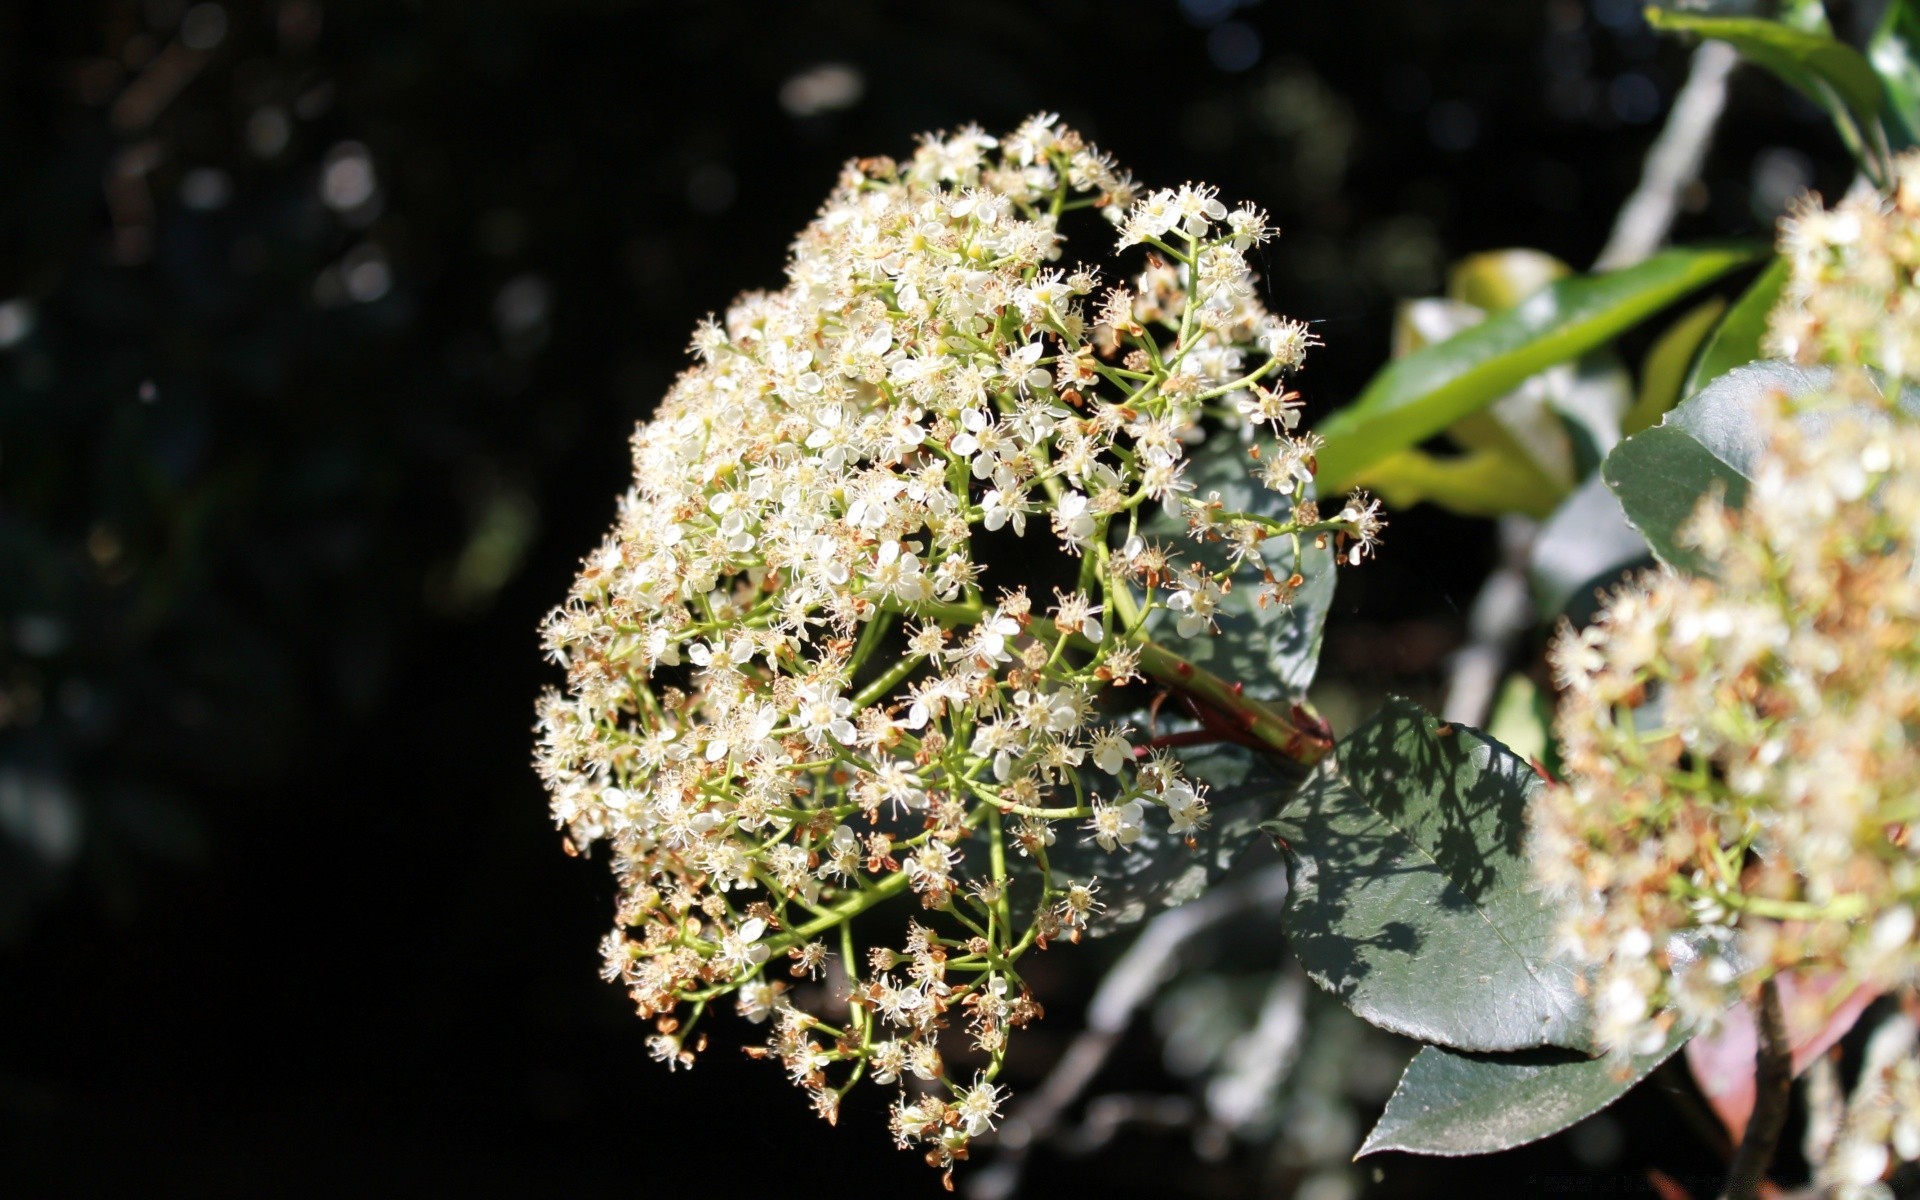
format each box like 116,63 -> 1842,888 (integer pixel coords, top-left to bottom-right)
0,0 -> 1853,1195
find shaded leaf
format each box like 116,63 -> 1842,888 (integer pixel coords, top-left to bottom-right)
1041,740 -> 1306,937
1148,435 -> 1334,701
1314,246 -> 1758,493
1681,257 -> 1789,399
1265,697 -> 1588,1053
1359,1025 -> 1689,1158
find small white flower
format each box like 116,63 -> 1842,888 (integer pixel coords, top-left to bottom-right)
1086,799 -> 1146,852
1089,727 -> 1133,774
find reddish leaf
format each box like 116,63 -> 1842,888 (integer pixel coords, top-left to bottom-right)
1684,973 -> 1880,1140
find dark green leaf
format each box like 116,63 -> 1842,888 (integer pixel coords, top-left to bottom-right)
1040,740 -> 1305,936
1358,1026 -> 1689,1158
1646,9 -> 1887,156
1148,434 -> 1334,701
1681,257 -> 1789,399
1871,0 -> 1920,147
1602,362 -> 1827,571
1265,697 -> 1589,1053
1313,246 -> 1759,493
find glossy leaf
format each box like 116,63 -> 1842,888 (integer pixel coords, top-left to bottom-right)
1386,294 -> 1577,507
1146,434 -> 1334,701
1681,257 -> 1789,399
1645,9 -> 1888,157
1872,0 -> 1920,146
1265,697 -> 1589,1053
1602,362 -> 1829,572
1359,1026 -> 1689,1158
1313,245 -> 1758,493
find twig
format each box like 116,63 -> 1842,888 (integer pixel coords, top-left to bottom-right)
1442,517 -> 1535,727
1594,40 -> 1740,271
967,866 -> 1291,1200
1721,977 -> 1793,1200
1203,963 -> 1309,1133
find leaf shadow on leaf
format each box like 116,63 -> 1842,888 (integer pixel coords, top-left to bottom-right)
1271,698 -> 1589,1052
1337,704 -> 1534,905
1006,738 -> 1310,937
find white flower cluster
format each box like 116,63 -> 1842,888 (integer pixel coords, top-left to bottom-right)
1768,152 -> 1920,377
1529,160 -> 1920,1199
533,114 -> 1372,1174
1533,400 -> 1920,1058
1812,1015 -> 1920,1200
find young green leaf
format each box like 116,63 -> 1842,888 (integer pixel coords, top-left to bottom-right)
1312,246 -> 1758,494
1624,298 -> 1726,436
1645,8 -> 1889,170
1265,697 -> 1589,1053
1358,1027 -> 1689,1158
1486,675 -> 1554,774
1354,445 -> 1564,519
1680,256 -> 1789,399
1871,0 -> 1920,146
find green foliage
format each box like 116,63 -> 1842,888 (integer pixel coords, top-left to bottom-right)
1039,741 -> 1304,936
1358,252 -> 1632,520
1146,432 -> 1336,701
1624,298 -> 1725,436
1602,361 -> 1828,572
1646,7 -> 1892,178
1358,1027 -> 1689,1158
1871,0 -> 1920,147
1353,446 -> 1564,519
1681,257 -> 1790,400
1264,697 -> 1589,1054
1313,246 -> 1759,494
1487,675 -> 1555,774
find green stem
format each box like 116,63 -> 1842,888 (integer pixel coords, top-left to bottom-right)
769,870 -> 913,953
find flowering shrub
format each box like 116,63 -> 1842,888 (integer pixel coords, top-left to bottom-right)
1530,152 -> 1920,1186
532,115 -> 1378,1175
530,17 -> 1920,1191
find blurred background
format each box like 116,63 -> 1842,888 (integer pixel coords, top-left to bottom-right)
0,0 -> 1857,1194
